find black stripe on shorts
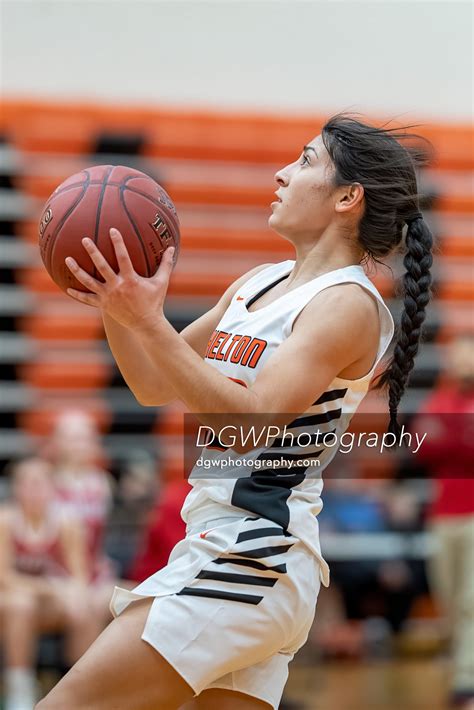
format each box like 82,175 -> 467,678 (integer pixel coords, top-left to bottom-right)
177,587 -> 263,605
229,543 -> 293,559
212,557 -> 287,574
196,570 -> 277,587
236,526 -> 292,543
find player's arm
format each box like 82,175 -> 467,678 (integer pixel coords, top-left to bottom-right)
65,232 -> 379,436
102,263 -> 273,406
134,283 -> 380,451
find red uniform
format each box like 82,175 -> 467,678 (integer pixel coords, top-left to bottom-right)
53,468 -> 114,581
130,481 -> 189,583
413,385 -> 474,518
11,508 -> 68,578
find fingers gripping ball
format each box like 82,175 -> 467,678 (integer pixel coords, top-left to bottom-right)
38,165 -> 180,293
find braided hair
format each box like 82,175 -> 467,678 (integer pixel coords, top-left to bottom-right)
321,113 -> 434,435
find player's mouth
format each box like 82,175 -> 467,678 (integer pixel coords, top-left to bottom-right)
271,192 -> 283,207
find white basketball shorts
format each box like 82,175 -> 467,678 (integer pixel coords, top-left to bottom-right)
110,515 -> 321,709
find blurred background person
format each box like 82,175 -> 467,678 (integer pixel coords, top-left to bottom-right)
105,450 -> 159,580
43,410 -> 118,627
128,478 -> 189,584
412,334 -> 474,709
0,457 -> 100,710
317,472 -> 426,659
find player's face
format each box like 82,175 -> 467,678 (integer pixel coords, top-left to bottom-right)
269,135 -> 337,239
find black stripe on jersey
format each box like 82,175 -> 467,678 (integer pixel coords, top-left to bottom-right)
256,451 -> 324,464
287,408 -> 342,429
177,587 -> 263,605
229,543 -> 293,559
236,527 -> 292,543
312,388 -> 348,406
212,557 -> 288,574
270,428 -> 336,449
196,570 -> 277,587
232,469 -> 307,529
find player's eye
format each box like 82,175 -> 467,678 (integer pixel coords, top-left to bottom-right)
299,153 -> 311,166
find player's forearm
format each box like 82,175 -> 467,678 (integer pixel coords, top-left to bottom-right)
101,312 -> 177,405
134,317 -> 260,428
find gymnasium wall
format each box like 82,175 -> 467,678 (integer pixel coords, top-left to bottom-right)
1,0 -> 472,121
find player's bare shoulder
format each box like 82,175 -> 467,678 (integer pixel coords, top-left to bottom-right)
292,280 -> 381,367
296,280 -> 379,328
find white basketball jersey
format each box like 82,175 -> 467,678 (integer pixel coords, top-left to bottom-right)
181,260 -> 395,586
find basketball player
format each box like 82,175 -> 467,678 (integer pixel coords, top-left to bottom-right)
37,114 -> 434,710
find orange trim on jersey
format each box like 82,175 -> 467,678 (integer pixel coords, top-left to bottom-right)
228,377 -> 248,388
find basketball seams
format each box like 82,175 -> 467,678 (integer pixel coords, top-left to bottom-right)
125,185 -> 181,237
47,170 -> 91,278
42,180 -> 179,241
121,175 -> 180,235
48,170 -> 89,199
92,166 -> 115,280
119,187 -> 153,277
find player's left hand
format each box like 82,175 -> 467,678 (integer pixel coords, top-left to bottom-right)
65,227 -> 174,330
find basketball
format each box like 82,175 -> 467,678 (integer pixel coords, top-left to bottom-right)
38,165 -> 180,293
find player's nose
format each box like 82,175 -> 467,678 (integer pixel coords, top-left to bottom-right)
274,168 -> 289,187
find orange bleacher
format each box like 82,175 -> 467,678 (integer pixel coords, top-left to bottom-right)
1,98 -> 473,471
2,99 -> 473,169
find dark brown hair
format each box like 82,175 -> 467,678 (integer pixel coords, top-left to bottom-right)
322,113 -> 434,435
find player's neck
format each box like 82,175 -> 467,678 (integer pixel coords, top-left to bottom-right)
289,247 -> 363,285
288,228 -> 364,283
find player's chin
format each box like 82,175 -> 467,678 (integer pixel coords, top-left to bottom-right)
268,214 -> 292,242
268,210 -> 283,230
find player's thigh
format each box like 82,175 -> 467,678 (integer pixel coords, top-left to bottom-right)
182,689 -> 272,710
36,598 -> 195,710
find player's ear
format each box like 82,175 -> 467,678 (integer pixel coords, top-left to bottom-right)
335,182 -> 364,215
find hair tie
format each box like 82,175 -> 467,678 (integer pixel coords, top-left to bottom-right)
405,211 -> 423,226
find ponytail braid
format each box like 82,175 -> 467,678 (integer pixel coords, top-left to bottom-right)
376,216 -> 433,436
321,113 -> 436,434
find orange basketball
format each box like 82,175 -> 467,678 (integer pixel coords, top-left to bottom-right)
38,164 -> 180,293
